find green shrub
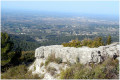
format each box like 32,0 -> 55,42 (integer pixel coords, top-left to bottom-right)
45,54 -> 55,66
76,57 -> 80,63
62,36 -> 109,48
55,57 -> 62,64
106,35 -> 112,45
65,60 -> 71,66
74,68 -> 90,79
20,51 -> 35,64
60,68 -> 74,79
40,62 -> 44,67
59,58 -> 119,79
48,53 -> 55,61
45,54 -> 62,66
45,60 -> 49,66
93,65 -> 106,79
47,67 -> 57,76
1,65 -> 41,79
34,65 -> 36,71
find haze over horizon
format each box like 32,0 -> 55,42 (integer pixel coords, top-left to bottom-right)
2,1 -> 119,16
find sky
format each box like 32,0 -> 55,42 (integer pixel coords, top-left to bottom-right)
1,1 -> 119,16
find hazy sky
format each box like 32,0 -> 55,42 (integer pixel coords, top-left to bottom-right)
2,1 -> 119,16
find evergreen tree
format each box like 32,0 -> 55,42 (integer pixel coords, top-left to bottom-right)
106,35 -> 112,45
97,37 -> 104,46
1,32 -> 14,66
1,32 -> 22,72
10,47 -> 22,65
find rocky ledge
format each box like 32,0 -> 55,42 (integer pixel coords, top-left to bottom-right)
29,42 -> 119,79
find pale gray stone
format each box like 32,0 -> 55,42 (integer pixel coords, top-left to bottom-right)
29,42 -> 119,79
35,42 -> 119,64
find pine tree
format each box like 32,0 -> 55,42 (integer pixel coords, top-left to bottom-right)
10,47 -> 22,65
1,32 -> 22,72
106,35 -> 112,45
1,32 -> 14,66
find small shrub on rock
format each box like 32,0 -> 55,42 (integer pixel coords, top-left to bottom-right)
34,65 -> 36,71
45,54 -> 63,66
60,67 -> 74,79
76,57 -> 80,63
45,60 -> 49,66
47,67 -> 57,76
55,57 -> 62,64
40,62 -> 44,67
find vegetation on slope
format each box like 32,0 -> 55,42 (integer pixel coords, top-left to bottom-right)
45,53 -> 62,66
1,65 -> 42,79
1,32 -> 22,72
62,36 -> 111,48
1,32 -> 38,79
1,51 -> 37,79
59,58 -> 119,79
1,32 -> 118,79
9,34 -> 41,51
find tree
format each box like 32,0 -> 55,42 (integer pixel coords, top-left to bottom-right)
1,32 -> 14,66
106,35 -> 112,45
1,32 -> 22,72
10,47 -> 22,65
97,37 -> 104,46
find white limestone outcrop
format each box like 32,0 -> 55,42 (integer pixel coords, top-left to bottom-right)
29,42 -> 119,79
35,42 -> 119,64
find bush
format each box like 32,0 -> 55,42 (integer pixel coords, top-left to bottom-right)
76,57 -> 80,63
40,62 -> 44,67
55,57 -> 62,64
20,51 -> 35,65
1,65 -> 41,79
60,68 -> 74,79
45,60 -> 49,66
45,54 -> 62,66
59,58 -> 119,79
62,36 -> 108,48
47,67 -> 57,76
106,35 -> 112,45
34,65 -> 36,71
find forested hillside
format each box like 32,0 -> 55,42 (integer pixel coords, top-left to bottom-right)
1,32 -> 119,79
7,33 -> 119,51
9,34 -> 41,51
1,32 -> 39,79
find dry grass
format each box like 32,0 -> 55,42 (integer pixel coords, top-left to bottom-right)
59,58 -> 119,79
1,65 -> 42,79
45,53 -> 62,66
47,66 -> 57,76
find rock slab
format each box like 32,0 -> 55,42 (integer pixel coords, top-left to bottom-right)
35,42 -> 119,64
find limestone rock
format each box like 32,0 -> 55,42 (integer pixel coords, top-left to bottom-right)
29,42 -> 119,79
35,42 -> 119,64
